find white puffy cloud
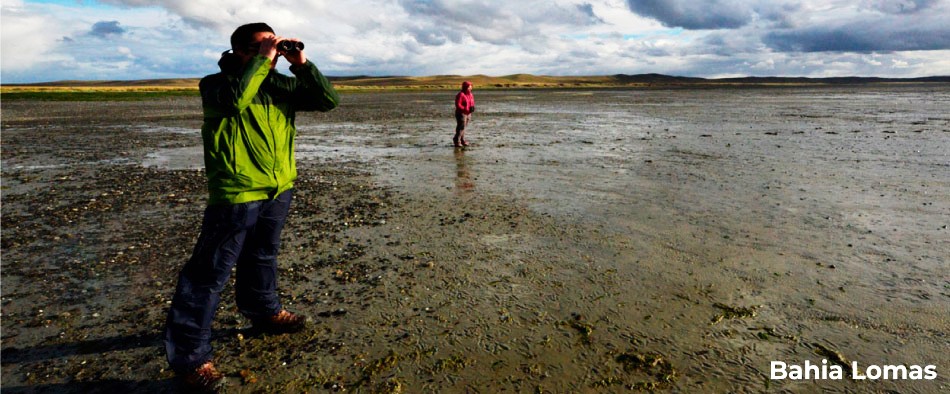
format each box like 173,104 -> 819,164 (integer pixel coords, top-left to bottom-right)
1,0 -> 73,75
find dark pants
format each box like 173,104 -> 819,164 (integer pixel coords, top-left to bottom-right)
454,112 -> 471,146
164,189 -> 293,373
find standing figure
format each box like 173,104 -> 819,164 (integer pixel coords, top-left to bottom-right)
454,81 -> 475,147
163,22 -> 339,392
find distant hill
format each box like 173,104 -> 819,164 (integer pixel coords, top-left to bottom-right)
318,74 -> 950,90
13,78 -> 200,88
327,73 -> 738,89
4,74 -> 949,92
715,76 -> 950,84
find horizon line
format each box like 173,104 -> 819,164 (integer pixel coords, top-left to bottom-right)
4,73 -> 950,87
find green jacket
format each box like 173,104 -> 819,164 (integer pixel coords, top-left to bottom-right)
200,55 -> 339,205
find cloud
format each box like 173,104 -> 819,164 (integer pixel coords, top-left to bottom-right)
622,0 -> 950,54
863,0 -> 941,14
398,1 -> 532,46
624,0 -> 755,29
764,23 -> 950,52
1,1 -> 69,74
393,0 -> 604,47
1,0 -> 219,82
764,5 -> 950,53
89,21 -> 126,38
3,0 -> 950,82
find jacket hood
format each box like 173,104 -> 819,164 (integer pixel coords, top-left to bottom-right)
218,51 -> 244,74
461,81 -> 472,90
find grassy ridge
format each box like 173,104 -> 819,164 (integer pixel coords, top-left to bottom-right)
0,75 -> 627,100
0,89 -> 199,101
328,73 -> 704,89
3,74 -> 948,100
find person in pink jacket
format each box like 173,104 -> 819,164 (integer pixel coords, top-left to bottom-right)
453,81 -> 475,147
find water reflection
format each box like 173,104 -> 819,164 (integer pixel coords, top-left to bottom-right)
454,148 -> 475,193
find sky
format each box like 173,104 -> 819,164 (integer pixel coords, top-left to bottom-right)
2,0 -> 950,83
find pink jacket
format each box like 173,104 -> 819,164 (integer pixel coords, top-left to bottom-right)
455,81 -> 475,115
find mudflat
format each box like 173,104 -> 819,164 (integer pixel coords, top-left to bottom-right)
2,86 -> 948,393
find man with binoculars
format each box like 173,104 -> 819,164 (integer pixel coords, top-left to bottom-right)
163,22 -> 339,392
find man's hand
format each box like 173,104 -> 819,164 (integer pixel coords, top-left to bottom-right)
258,35 -> 280,63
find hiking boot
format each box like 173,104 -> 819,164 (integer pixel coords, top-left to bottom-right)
252,309 -> 308,334
181,361 -> 225,392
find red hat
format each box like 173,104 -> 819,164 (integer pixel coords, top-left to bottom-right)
461,81 -> 472,90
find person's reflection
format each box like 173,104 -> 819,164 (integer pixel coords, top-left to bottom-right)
454,148 -> 475,193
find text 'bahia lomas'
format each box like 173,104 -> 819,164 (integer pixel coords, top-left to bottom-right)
771,359 -> 938,380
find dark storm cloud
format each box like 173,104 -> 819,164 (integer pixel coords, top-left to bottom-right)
562,3 -> 604,25
624,0 -> 753,29
398,0 -> 496,28
407,27 -> 450,46
89,21 -> 126,38
867,0 -> 941,14
622,1 -> 950,55
701,31 -> 762,56
398,0 -> 519,45
577,3 -> 598,19
764,19 -> 950,52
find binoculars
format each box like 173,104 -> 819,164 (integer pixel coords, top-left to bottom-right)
277,40 -> 305,52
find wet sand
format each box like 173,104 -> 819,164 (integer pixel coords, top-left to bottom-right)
2,86 -> 948,393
